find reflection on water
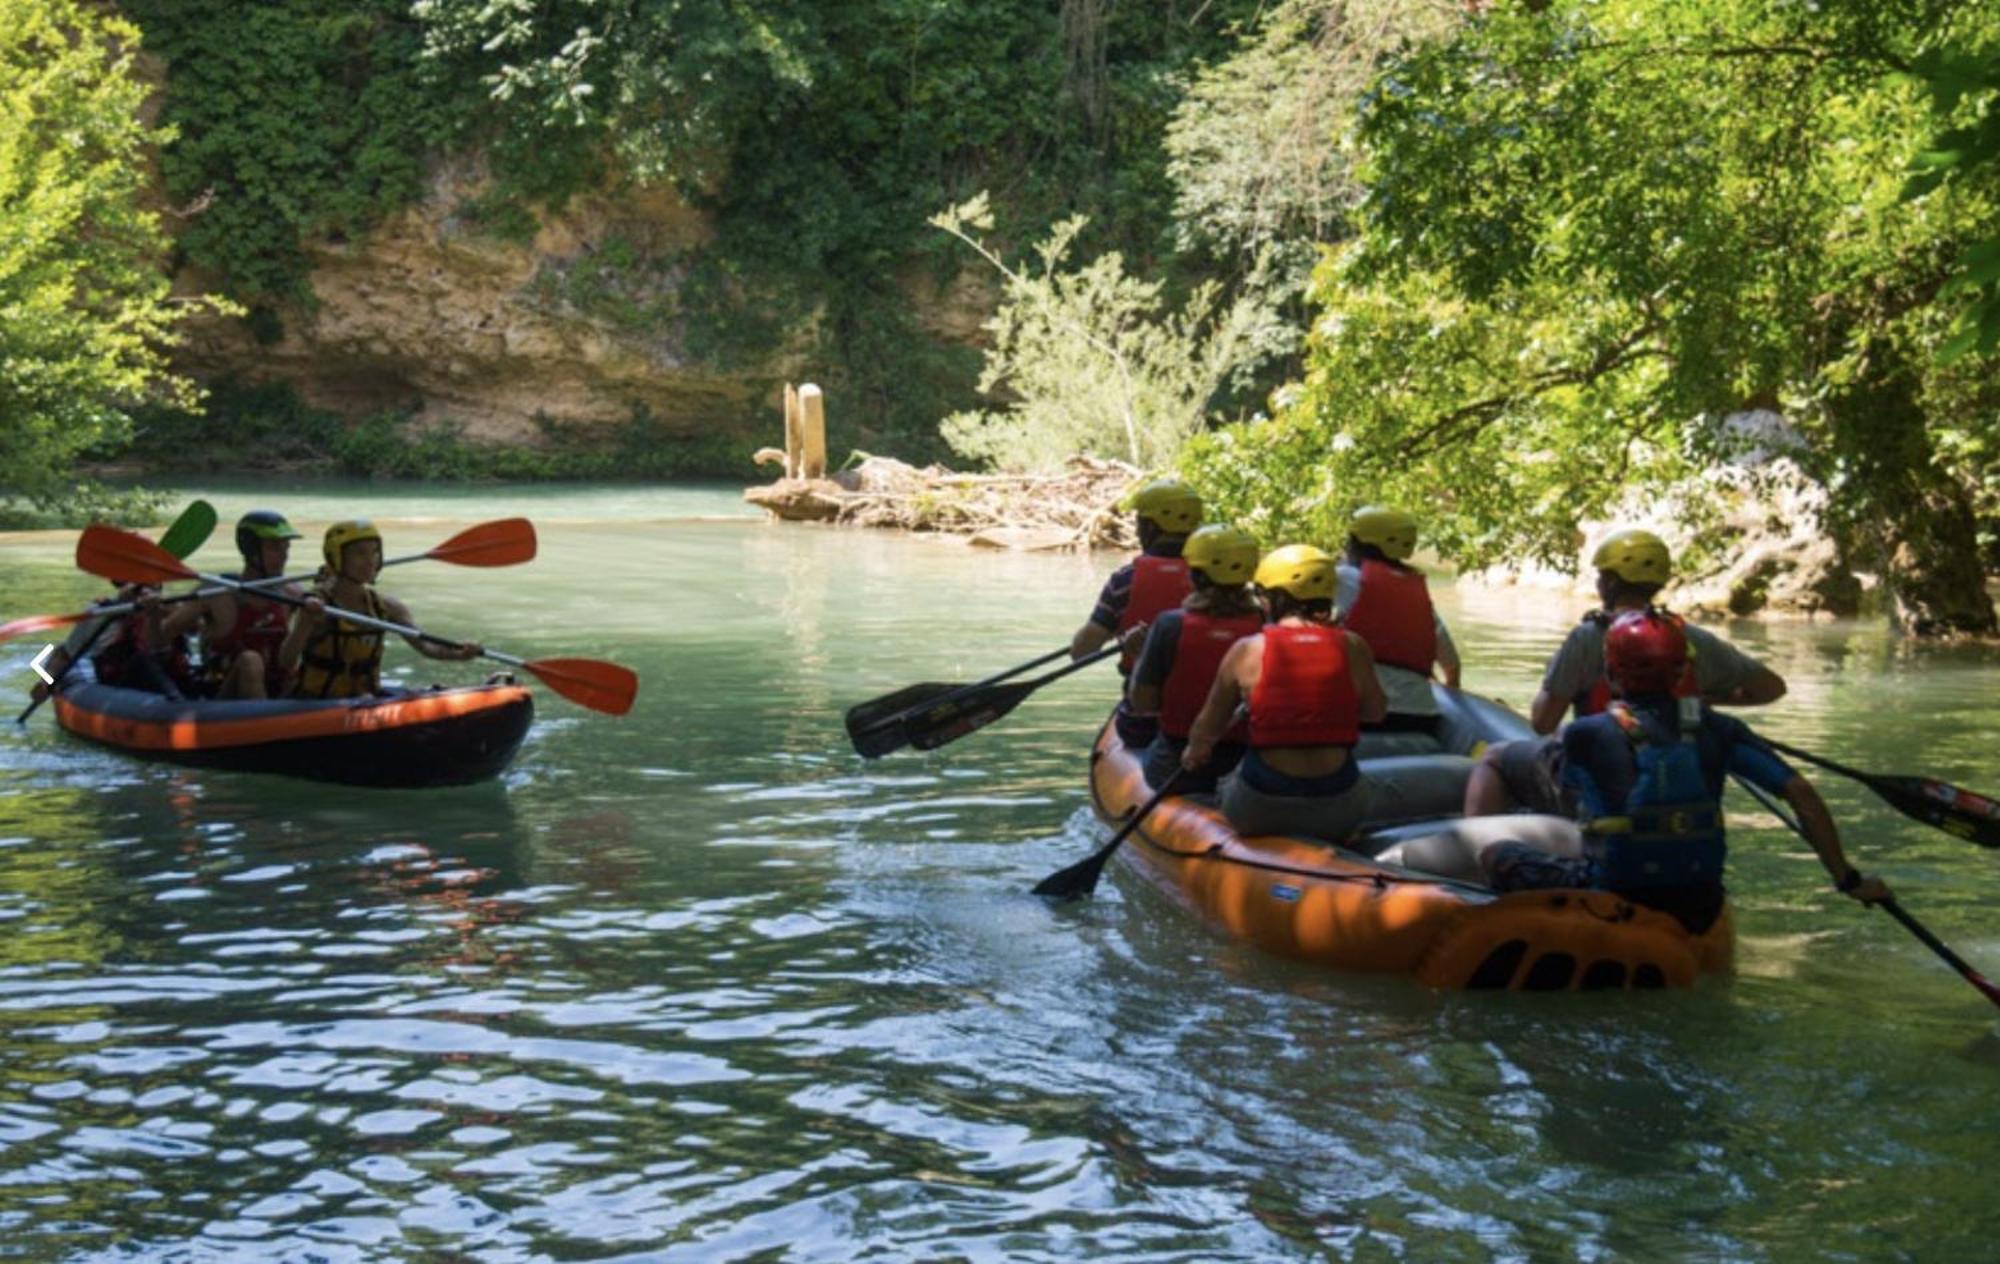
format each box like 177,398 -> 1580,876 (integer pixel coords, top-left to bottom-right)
2,488 -> 1998,1260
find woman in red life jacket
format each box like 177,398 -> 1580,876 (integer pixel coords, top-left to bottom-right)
158,510 -> 304,699
1070,477 -> 1203,748
36,584 -> 191,699
1125,524 -> 1264,793
1334,506 -> 1460,738
1183,544 -> 1389,843
1465,526 -> 1789,818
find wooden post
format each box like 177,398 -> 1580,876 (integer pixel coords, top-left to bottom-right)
783,382 -> 802,480
799,383 -> 827,480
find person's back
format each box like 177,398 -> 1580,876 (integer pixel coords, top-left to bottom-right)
1334,507 -> 1460,735
1127,525 -> 1263,791
1071,477 -> 1202,747
1184,544 -> 1389,843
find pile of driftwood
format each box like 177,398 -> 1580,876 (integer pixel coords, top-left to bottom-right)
744,453 -> 1141,551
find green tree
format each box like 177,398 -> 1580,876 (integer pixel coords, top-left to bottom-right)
932,196 -> 1263,472
1187,0 -> 2000,635
0,0 -> 223,520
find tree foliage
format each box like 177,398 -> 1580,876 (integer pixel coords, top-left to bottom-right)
0,0 -> 224,520
1185,0 -> 2000,633
932,196 -> 1264,472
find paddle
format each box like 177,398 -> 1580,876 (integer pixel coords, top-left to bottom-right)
845,646 -> 1070,755
75,525 -> 637,717
866,644 -> 1121,757
1757,736 -> 2000,850
1732,774 -> 2000,1010
13,501 -> 216,724
3,517 -> 539,645
1034,769 -> 1187,899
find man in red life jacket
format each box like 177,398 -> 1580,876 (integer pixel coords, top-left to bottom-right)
1334,506 -> 1461,739
1126,524 -> 1263,792
1184,544 -> 1389,843
1070,477 -> 1202,746
1465,527 -> 1788,818
157,510 -> 304,699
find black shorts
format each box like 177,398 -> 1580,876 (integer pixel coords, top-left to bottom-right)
1487,843 -> 1726,935
1492,737 -> 1569,815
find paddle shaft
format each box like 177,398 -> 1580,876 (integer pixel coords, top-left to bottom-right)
1033,768 -> 1186,899
1732,774 -> 2000,1010
848,645 -> 1071,737
64,548 -> 447,624
13,617 -> 112,724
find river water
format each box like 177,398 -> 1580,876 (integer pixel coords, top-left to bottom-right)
0,481 -> 1996,1262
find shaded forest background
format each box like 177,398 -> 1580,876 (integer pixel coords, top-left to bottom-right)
3,0 -> 1998,632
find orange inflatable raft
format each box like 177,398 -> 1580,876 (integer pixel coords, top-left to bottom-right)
1090,694 -> 1734,991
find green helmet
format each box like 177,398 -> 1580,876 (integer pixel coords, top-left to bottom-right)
1350,506 -> 1418,562
235,510 -> 301,565
1182,524 -> 1260,585
1122,478 -> 1204,535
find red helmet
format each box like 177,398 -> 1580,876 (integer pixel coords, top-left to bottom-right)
1604,609 -> 1688,696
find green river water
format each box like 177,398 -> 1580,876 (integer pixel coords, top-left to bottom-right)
1,481 -> 1997,1262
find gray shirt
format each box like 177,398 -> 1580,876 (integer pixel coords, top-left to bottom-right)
1541,617 -> 1766,711
1334,562 -> 1458,716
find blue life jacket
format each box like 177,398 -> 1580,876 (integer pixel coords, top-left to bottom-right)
1583,699 -> 1727,889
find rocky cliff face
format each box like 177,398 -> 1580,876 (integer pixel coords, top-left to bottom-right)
167,157 -> 998,450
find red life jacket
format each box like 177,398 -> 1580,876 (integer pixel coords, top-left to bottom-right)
1116,554 -> 1192,672
1340,559 -> 1437,675
94,609 -> 193,692
205,587 -> 294,690
1159,609 -> 1263,740
1570,613 -> 1699,717
1249,623 -> 1360,749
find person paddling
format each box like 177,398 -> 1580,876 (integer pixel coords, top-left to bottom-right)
29,583 -> 189,702
1466,527 -> 1787,817
156,510 -> 303,699
1125,524 -> 1263,792
1069,477 -> 1203,746
1183,544 -> 1389,843
1390,610 -> 1887,933
278,520 -> 481,698
1334,506 -> 1461,739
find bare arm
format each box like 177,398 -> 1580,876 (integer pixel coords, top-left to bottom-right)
1347,633 -> 1389,725
1071,620 -> 1113,661
1782,774 -> 1891,903
1433,616 -> 1462,689
276,599 -> 319,677
1529,687 -> 1567,735
1712,665 -> 1786,707
159,592 -> 224,641
384,595 -> 481,662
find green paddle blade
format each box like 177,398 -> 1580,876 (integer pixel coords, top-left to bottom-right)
157,499 -> 218,560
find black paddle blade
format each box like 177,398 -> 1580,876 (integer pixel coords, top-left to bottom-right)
846,682 -> 962,752
1873,775 -> 2000,849
1031,844 -> 1117,900
904,681 -> 1037,753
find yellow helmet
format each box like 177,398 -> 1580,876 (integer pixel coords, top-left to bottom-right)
1182,524 -> 1260,585
1350,506 -> 1418,561
323,519 -> 383,571
1591,528 -> 1672,586
1122,478 -> 1204,534
1254,543 -> 1336,601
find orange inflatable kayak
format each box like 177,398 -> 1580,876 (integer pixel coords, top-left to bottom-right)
1090,695 -> 1734,991
55,680 -> 533,788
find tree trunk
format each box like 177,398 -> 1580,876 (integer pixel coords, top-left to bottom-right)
1826,351 -> 1998,637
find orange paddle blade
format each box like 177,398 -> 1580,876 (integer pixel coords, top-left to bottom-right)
428,518 -> 537,567
76,525 -> 197,587
523,657 -> 638,716
0,611 -> 88,644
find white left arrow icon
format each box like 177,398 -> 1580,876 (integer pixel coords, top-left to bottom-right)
29,645 -> 56,685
